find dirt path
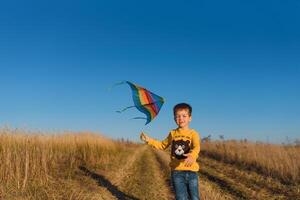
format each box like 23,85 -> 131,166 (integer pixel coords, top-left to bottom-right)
75,145 -> 300,200
77,145 -> 146,200
78,145 -> 174,200
117,146 -> 174,200
199,156 -> 300,200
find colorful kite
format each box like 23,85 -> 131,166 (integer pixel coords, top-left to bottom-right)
115,81 -> 164,125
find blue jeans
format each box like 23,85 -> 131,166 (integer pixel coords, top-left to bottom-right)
171,170 -> 200,200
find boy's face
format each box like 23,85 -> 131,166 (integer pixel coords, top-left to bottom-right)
174,109 -> 192,129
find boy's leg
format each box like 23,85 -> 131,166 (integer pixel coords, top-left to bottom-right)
187,171 -> 200,200
171,171 -> 189,200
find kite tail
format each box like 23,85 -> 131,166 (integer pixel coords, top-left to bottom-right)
132,117 -> 150,125
131,117 -> 147,120
107,81 -> 127,91
116,103 -> 156,113
116,105 -> 136,113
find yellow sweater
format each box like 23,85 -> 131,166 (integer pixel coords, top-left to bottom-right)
147,128 -> 200,172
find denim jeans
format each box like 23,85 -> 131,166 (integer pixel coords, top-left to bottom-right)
171,170 -> 200,200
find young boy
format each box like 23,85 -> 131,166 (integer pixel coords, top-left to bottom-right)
140,103 -> 201,200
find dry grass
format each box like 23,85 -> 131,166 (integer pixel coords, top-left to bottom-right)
0,128 -> 137,199
201,140 -> 300,184
2,127 -> 298,199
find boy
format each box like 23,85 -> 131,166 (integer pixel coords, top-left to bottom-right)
140,103 -> 201,200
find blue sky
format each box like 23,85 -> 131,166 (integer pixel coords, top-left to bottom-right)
0,0 -> 299,143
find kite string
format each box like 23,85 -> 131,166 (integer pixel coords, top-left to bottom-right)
140,126 -> 151,142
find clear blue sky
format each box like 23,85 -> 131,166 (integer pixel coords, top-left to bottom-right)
0,0 -> 299,143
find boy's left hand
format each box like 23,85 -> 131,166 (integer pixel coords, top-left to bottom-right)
183,153 -> 195,167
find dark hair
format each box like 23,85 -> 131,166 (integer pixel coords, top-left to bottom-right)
173,103 -> 192,116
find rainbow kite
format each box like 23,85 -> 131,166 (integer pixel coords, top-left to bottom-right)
116,81 -> 164,125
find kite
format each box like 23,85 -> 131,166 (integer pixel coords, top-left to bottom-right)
115,81 -> 164,125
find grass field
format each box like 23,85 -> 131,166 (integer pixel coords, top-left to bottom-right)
0,128 -> 299,200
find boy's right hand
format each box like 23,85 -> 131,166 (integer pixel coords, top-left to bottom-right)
140,132 -> 150,143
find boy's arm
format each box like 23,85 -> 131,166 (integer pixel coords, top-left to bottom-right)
141,132 -> 172,150
189,131 -> 201,160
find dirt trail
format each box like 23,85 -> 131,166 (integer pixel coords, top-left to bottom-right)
117,146 -> 174,200
79,145 -> 174,200
77,145 -> 146,200
76,145 -> 300,200
199,156 -> 300,200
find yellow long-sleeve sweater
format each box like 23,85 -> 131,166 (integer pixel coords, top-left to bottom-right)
147,128 -> 200,172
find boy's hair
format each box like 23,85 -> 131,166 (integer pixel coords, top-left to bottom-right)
173,103 -> 192,116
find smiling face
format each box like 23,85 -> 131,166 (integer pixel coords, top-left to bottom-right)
174,109 -> 192,129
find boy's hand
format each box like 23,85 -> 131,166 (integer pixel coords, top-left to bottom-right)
183,153 -> 195,167
140,132 -> 150,143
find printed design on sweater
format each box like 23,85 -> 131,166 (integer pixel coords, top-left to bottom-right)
171,139 -> 191,159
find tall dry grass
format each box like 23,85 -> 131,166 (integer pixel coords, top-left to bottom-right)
201,140 -> 300,184
0,128 -> 136,199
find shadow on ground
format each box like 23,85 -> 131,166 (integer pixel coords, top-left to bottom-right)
79,166 -> 139,200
